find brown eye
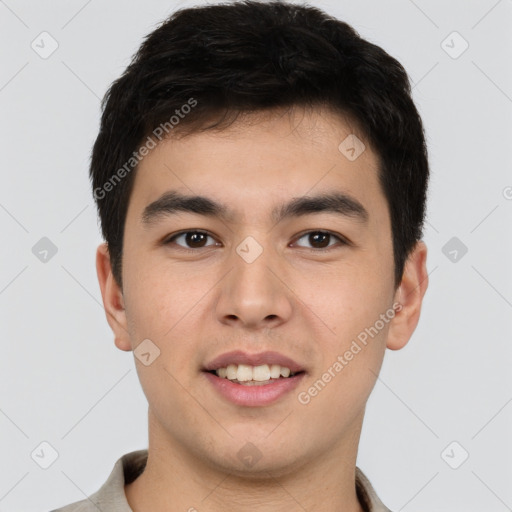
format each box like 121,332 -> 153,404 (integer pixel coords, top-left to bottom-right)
294,231 -> 346,250
166,231 -> 218,249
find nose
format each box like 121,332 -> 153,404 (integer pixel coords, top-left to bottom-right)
214,241 -> 293,331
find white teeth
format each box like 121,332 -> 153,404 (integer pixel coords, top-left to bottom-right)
253,364 -> 270,381
236,364 -> 253,382
213,363 -> 296,381
226,364 -> 238,380
280,366 -> 290,378
269,364 -> 281,379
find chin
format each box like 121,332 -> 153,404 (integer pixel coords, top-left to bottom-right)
202,435 -> 311,478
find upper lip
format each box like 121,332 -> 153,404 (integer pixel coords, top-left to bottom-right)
203,350 -> 305,374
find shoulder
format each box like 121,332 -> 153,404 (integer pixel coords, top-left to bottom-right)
50,499 -> 97,512
49,450 -> 148,512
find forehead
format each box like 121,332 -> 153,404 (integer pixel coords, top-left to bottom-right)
126,107 -> 388,229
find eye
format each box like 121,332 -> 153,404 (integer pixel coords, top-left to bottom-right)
164,230 -> 220,250
293,230 -> 347,250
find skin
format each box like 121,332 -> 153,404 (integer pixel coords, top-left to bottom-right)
96,106 -> 428,512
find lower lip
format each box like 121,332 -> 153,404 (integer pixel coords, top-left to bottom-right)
203,371 -> 306,407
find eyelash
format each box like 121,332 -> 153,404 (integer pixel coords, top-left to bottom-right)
163,229 -> 349,253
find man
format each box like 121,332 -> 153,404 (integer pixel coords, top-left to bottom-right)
53,1 -> 429,510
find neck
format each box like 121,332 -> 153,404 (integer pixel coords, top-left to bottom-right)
125,409 -> 366,512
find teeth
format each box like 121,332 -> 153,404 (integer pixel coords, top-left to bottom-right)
226,364 -> 238,380
269,364 -> 281,379
253,364 -> 270,381
237,364 -> 253,382
280,366 -> 290,378
214,363 -> 296,381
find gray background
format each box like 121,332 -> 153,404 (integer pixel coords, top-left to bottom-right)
1,0 -> 511,510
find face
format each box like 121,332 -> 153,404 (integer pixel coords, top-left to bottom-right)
97,107 -> 427,477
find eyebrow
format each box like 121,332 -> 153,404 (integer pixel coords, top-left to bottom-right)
141,190 -> 369,228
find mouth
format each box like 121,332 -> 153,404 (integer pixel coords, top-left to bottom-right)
201,350 -> 307,405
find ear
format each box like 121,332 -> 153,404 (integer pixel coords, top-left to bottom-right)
95,242 -> 132,352
386,241 -> 428,351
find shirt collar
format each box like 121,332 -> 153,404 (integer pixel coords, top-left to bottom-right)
86,450 -> 392,512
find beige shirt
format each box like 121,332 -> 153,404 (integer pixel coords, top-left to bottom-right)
51,450 -> 392,512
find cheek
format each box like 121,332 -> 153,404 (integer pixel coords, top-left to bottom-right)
123,254 -> 205,336
293,259 -> 392,334
292,263 -> 392,400
123,262 -> 214,389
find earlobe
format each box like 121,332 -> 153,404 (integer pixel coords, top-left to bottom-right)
386,241 -> 428,351
95,243 -> 132,352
